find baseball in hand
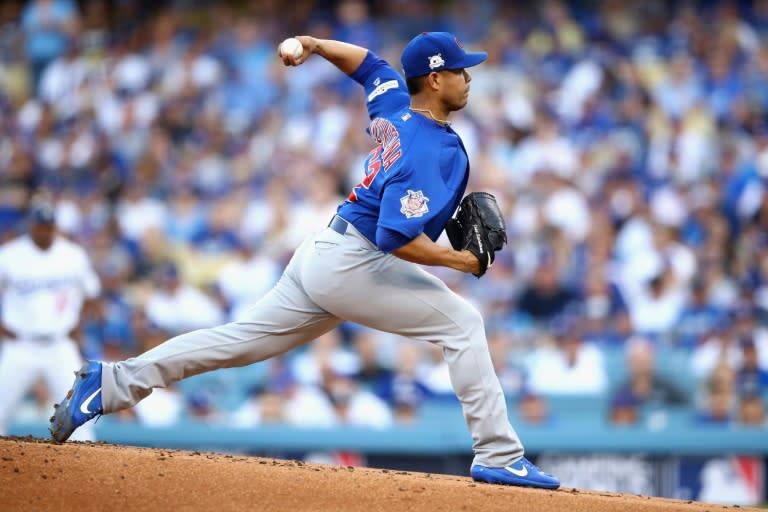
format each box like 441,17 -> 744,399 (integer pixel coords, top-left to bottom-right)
279,37 -> 304,59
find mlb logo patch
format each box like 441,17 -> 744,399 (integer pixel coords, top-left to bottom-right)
400,190 -> 429,218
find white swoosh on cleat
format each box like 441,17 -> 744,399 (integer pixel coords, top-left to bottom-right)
505,465 -> 528,477
80,388 -> 102,414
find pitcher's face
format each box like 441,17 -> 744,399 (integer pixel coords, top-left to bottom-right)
438,68 -> 471,112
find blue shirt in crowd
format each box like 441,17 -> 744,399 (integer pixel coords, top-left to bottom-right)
22,0 -> 76,62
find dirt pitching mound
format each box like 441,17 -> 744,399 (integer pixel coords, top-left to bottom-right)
0,436 -> 758,512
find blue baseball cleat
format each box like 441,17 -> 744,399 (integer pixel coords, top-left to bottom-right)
49,361 -> 103,443
471,457 -> 561,489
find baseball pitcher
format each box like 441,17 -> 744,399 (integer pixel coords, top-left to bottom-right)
50,33 -> 559,489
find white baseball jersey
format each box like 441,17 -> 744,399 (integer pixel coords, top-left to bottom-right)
0,235 -> 100,338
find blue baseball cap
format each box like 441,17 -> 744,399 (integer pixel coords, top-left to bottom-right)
28,201 -> 55,224
401,32 -> 487,79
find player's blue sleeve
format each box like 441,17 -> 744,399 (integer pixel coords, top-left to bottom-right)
376,226 -> 414,253
376,159 -> 454,246
350,51 -> 409,119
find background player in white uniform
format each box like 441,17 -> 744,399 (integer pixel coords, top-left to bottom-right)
0,196 -> 100,441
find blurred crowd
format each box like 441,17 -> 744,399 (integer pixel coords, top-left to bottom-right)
4,0 -> 768,432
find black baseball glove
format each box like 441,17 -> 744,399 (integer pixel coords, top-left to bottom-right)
445,192 -> 508,278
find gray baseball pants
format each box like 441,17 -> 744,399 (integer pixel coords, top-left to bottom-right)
102,218 -> 523,467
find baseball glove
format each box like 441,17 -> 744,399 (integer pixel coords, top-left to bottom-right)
445,192 -> 508,278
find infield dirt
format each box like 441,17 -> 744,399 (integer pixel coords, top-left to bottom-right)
0,436 -> 761,511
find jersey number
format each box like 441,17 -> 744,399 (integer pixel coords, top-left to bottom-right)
56,292 -> 68,312
348,142 -> 401,202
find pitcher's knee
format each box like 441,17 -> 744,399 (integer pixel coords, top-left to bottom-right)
446,303 -> 486,345
459,304 -> 485,332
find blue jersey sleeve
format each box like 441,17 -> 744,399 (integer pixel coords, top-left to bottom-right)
350,51 -> 409,119
376,226 -> 414,253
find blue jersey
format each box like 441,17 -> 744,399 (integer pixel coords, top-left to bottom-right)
336,51 -> 469,252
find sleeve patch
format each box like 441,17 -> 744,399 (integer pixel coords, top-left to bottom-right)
400,190 -> 430,218
367,80 -> 400,102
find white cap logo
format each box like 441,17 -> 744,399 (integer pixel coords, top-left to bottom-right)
428,53 -> 445,70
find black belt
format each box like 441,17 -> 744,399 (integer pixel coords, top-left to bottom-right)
329,215 -> 349,235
